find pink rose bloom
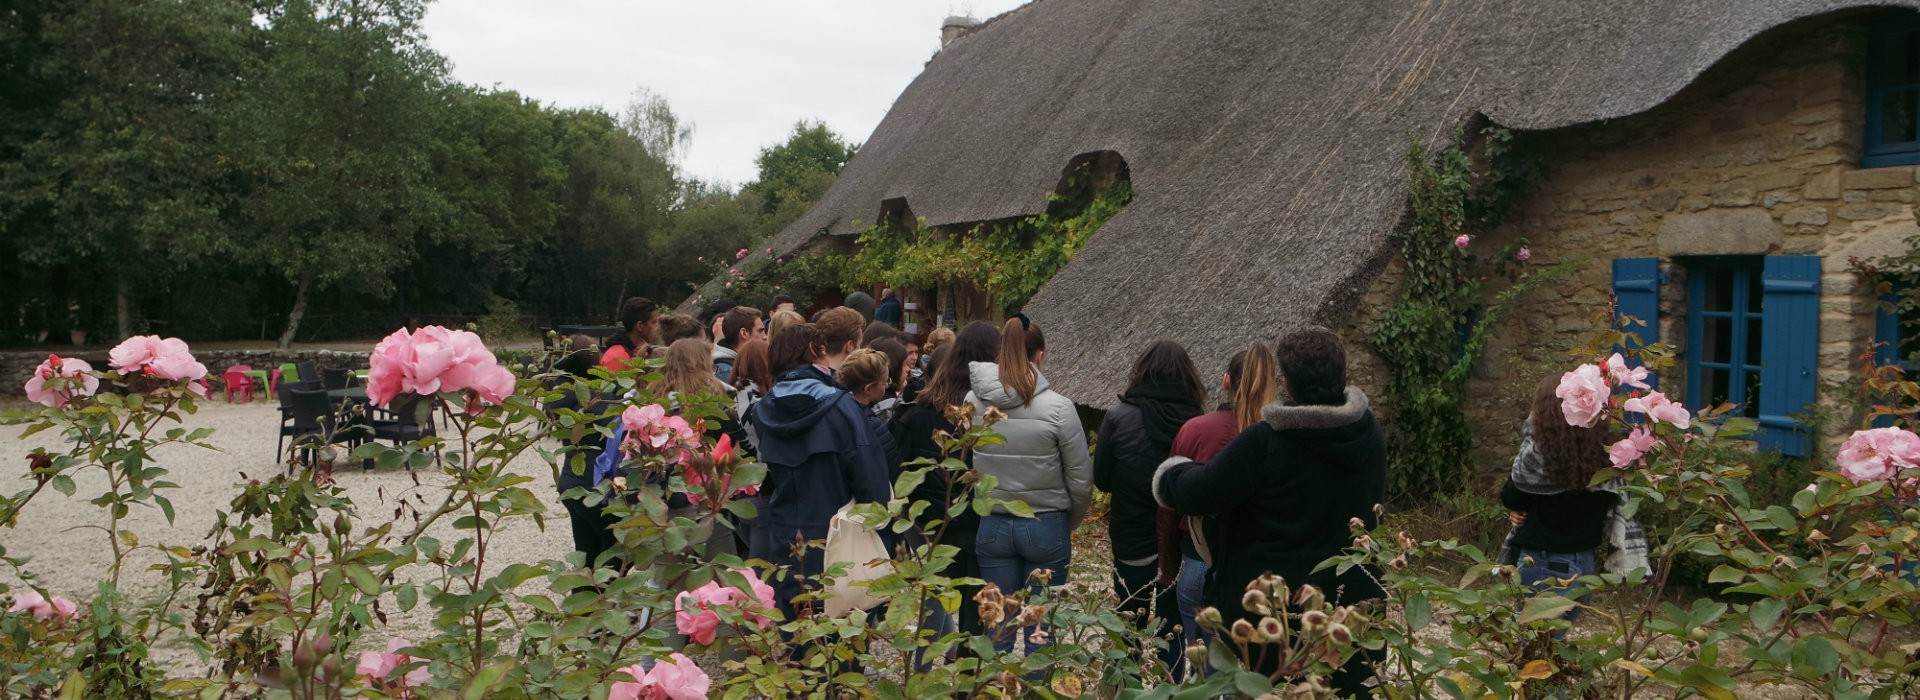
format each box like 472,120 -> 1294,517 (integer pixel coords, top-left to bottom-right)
8,590 -> 77,622
732,567 -> 777,627
1517,246 -> 1532,261
735,248 -> 749,260
23,354 -> 98,407
1453,235 -> 1471,249
357,638 -> 430,687
609,654 -> 710,700
1600,353 -> 1651,390
1622,391 -> 1690,429
673,581 -> 728,645
1554,364 -> 1610,428
108,335 -> 208,382
366,326 -> 516,409
1608,427 -> 1658,468
1836,427 -> 1920,482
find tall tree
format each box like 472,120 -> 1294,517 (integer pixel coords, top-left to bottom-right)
744,121 -> 857,227
0,0 -> 253,341
232,0 -> 447,347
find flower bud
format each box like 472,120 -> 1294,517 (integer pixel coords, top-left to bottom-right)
1018,604 -> 1046,628
1196,607 -> 1224,631
1348,517 -> 1365,531
1397,531 -> 1415,551
1806,529 -> 1828,543
1230,618 -> 1257,643
1184,642 -> 1209,670
1387,555 -> 1407,569
313,631 -> 332,655
292,637 -> 316,670
1293,584 -> 1323,611
333,513 -> 351,536
1858,543 -> 1876,557
1256,573 -> 1287,596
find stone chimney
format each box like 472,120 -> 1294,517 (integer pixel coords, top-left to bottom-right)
940,15 -> 980,48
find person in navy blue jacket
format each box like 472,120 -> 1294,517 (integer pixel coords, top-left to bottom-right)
750,323 -> 895,619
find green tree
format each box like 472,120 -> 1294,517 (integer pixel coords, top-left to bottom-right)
0,0 -> 253,342
230,0 -> 447,348
523,107 -> 677,323
743,120 -> 858,236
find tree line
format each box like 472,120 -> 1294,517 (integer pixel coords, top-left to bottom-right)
0,0 -> 857,347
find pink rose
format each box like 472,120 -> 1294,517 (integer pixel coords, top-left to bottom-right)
23,354 -> 98,407
1453,235 -> 1471,249
1600,353 -> 1650,390
1517,246 -> 1532,261
1554,364 -> 1610,428
108,335 -> 207,382
735,248 -> 748,260
609,654 -> 710,700
365,326 -> 516,410
357,638 -> 430,688
673,582 -> 727,645
1836,427 -> 1920,482
8,590 -> 78,622
1621,391 -> 1690,430
1608,427 -> 1658,468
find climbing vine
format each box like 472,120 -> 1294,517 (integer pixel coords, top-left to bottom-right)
838,173 -> 1133,310
1368,126 -> 1564,502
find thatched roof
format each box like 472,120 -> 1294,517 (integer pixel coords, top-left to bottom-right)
741,0 -> 1914,407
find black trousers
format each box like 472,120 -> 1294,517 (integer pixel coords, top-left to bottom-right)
1113,557 -> 1183,673
561,495 -> 622,573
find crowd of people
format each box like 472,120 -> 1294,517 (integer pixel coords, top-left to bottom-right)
540,288 -> 1623,699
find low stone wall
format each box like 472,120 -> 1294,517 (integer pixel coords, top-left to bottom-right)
2,348 -> 371,398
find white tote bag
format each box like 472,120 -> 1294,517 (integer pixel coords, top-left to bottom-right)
821,500 -> 895,617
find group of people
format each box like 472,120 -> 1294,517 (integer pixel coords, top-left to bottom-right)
546,289 -> 1628,699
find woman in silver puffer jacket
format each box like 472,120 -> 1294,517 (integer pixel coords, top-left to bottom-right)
965,315 -> 1093,652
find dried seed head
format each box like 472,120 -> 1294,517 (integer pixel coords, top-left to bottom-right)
1256,573 -> 1287,596
1230,618 -> 1257,643
1301,610 -> 1330,634
1328,623 -> 1353,645
1018,604 -> 1046,628
1258,616 -> 1286,642
1293,584 -> 1323,611
1397,531 -> 1415,550
1242,589 -> 1272,616
1806,529 -> 1829,543
1197,606 -> 1224,630
982,405 -> 1007,425
1387,555 -> 1407,569
1348,517 -> 1365,531
1184,642 -> 1209,670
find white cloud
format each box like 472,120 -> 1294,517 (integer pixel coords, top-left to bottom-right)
420,1 -> 1030,187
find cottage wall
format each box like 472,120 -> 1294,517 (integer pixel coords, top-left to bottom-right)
1343,18 -> 1909,474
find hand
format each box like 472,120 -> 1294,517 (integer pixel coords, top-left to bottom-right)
1509,510 -> 1527,528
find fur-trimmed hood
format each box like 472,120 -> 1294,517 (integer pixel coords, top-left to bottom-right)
1261,387 -> 1370,431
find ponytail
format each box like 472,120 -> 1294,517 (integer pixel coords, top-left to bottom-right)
998,315 -> 1045,407
1228,342 -> 1277,430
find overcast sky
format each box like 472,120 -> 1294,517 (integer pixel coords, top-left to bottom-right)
419,1 -> 1032,187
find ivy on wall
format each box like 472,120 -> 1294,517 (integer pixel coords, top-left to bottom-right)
1368,126 -> 1565,502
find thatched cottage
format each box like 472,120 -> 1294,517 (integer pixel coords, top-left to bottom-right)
740,1 -> 1920,468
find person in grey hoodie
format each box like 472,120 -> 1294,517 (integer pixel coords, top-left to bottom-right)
965,314 -> 1093,652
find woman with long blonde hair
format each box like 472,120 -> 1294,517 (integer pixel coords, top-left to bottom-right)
1163,342 -> 1276,667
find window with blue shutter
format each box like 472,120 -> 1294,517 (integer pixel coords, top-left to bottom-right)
1612,258 -> 1661,388
1756,256 -> 1821,456
1866,14 -> 1920,168
1685,258 -> 1765,419
1874,286 -> 1919,368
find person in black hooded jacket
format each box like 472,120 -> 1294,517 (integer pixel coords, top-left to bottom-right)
749,324 -> 894,620
1094,340 -> 1206,673
1153,329 -> 1387,698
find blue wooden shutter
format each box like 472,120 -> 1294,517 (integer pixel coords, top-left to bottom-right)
1758,256 -> 1821,456
1612,258 -> 1661,388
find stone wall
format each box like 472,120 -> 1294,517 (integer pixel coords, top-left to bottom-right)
1,349 -> 370,399
1343,17 -> 1908,474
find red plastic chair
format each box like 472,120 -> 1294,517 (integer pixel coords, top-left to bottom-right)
222,365 -> 256,403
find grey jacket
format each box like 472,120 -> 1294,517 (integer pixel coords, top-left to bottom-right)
965,362 -> 1094,527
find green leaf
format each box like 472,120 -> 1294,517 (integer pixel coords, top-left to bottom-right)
1790,637 -> 1840,679
1518,594 -> 1579,623
1231,670 -> 1271,697
1707,565 -> 1746,585
462,659 -> 515,699
58,670 -> 86,700
1749,598 -> 1784,633
1405,592 -> 1432,632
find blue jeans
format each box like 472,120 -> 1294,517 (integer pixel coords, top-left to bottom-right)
1517,548 -> 1596,634
976,511 -> 1071,653
1176,555 -> 1210,650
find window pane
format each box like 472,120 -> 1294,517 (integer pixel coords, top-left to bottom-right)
1746,269 -> 1763,314
1902,307 -> 1920,363
1876,29 -> 1920,85
1703,267 -> 1734,312
1745,317 -> 1763,367
1882,89 -> 1920,146
1700,367 -> 1731,410
1702,317 -> 1733,364
1742,370 -> 1762,418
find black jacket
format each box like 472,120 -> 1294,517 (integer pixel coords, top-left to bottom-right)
889,402 -> 981,539
1094,383 -> 1202,562
1154,388 -> 1387,626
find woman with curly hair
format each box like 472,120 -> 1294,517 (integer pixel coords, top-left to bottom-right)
1499,374 -> 1624,619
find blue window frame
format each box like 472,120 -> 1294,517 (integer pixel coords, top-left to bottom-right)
1686,258 -> 1766,418
1865,13 -> 1920,168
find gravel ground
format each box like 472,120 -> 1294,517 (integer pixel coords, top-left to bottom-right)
0,397 -> 574,672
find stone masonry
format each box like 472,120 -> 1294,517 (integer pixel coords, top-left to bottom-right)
1341,18 -> 1908,473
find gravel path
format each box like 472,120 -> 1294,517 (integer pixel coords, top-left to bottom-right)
0,398 -> 574,671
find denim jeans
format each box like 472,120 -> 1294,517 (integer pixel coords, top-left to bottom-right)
1175,555 -> 1210,649
976,511 -> 1071,653
1517,548 -> 1596,634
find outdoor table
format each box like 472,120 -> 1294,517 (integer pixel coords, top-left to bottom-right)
326,387 -> 369,407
